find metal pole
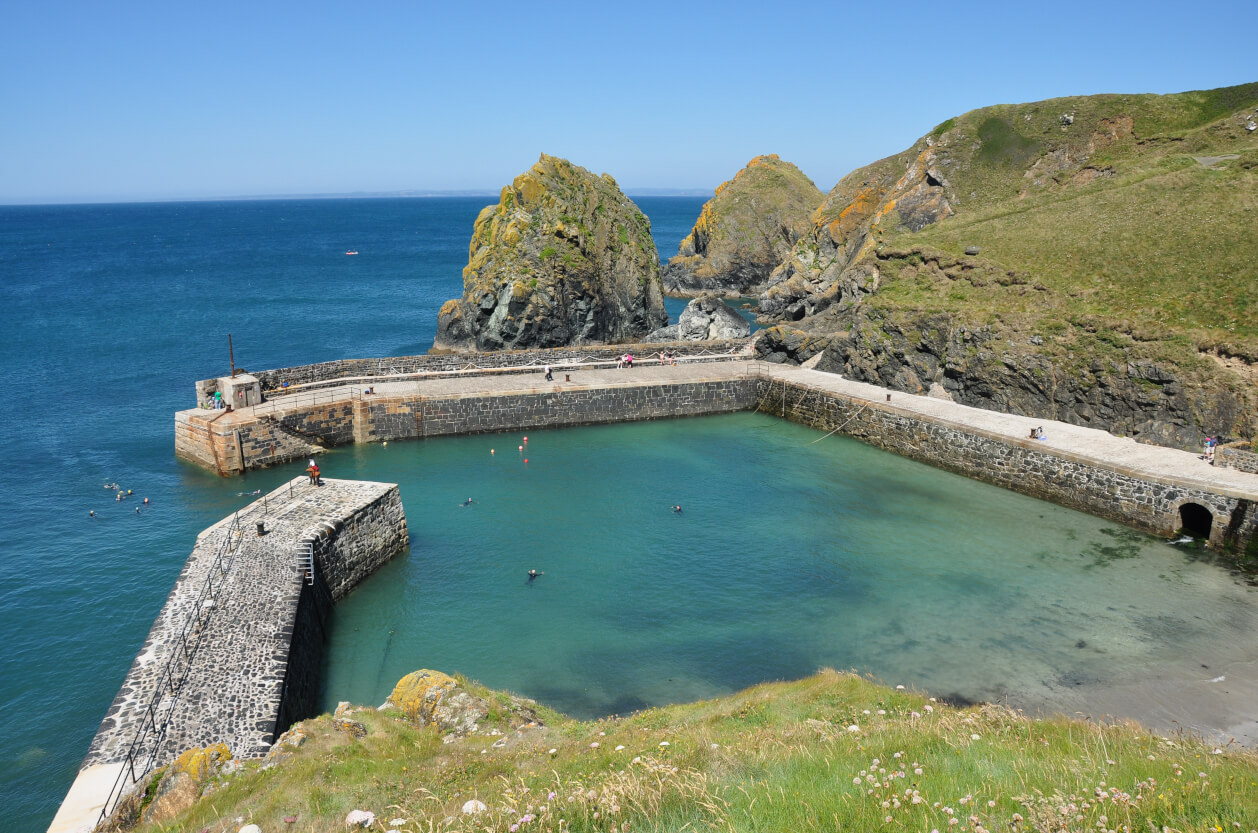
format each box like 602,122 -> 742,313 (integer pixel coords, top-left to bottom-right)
229,333 -> 237,378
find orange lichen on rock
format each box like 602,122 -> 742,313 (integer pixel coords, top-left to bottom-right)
388,669 -> 459,725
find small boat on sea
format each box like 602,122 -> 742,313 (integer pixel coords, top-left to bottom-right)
345,250 -> 359,255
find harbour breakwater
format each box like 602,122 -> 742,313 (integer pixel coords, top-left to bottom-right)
176,353 -> 1258,560
49,478 -> 406,833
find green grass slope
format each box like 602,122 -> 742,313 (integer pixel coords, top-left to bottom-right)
874,83 -> 1258,353
128,671 -> 1258,833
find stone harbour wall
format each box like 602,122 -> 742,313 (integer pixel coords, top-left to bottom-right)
1220,442 -> 1258,474
201,339 -> 750,400
64,479 -> 407,831
756,378 -> 1258,555
176,378 -> 763,474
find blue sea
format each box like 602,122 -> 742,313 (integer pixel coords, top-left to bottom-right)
3,197 -> 1257,833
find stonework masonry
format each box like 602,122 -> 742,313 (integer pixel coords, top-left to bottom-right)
175,359 -> 1258,562
195,340 -> 750,405
53,478 -> 406,833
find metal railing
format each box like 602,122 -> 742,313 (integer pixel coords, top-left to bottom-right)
95,479 -> 305,822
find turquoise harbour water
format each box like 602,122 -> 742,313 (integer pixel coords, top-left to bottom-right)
317,415 -> 1258,721
1,197 -> 1255,833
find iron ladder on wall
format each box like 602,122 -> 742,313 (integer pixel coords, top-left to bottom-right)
295,542 -> 315,586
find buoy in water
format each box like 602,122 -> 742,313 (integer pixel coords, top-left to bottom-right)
491,449 -> 495,454
382,441 -> 388,446
523,436 -> 528,443
518,445 -> 523,451
523,458 -> 528,463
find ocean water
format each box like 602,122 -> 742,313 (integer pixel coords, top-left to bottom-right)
1,197 -> 1255,833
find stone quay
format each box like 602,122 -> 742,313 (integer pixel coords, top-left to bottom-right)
49,477 -> 406,833
178,350 -> 1258,560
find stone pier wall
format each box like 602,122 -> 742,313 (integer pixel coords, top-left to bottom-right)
200,339 -> 749,401
757,378 -> 1258,555
53,479 -> 407,833
176,379 -> 762,474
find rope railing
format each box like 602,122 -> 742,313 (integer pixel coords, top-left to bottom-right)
95,479 -> 305,823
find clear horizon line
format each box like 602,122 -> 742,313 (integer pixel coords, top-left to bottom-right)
1,187 -> 717,208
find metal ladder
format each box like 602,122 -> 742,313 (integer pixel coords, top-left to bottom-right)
295,542 -> 315,585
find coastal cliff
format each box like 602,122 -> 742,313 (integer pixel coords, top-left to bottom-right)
756,82 -> 1258,448
433,154 -> 668,351
663,154 -> 823,297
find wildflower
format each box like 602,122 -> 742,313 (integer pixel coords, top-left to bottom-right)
548,792 -> 556,801
864,709 -> 872,715
548,748 -> 558,755
510,826 -> 518,832
987,800 -> 995,807
971,733 -> 981,740
878,709 -> 887,715
915,768 -> 923,775
1213,748 -> 1223,754
659,741 -> 670,747
893,751 -> 902,758
885,815 -> 894,823
590,742 -> 599,748
847,725 -> 861,733
925,705 -> 934,713
896,684 -> 905,689
615,745 -> 625,751
853,777 -> 862,786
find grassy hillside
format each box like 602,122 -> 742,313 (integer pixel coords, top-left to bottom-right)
128,671 -> 1258,833
871,83 -> 1258,354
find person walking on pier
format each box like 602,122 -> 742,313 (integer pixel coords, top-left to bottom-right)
307,460 -> 320,486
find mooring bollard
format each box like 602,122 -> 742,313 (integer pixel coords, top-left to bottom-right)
256,521 -> 266,536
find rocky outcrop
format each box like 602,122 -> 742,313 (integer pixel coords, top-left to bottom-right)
663,155 -> 823,296
101,743 -> 237,830
434,154 -> 668,351
751,84 -> 1258,449
387,669 -> 541,737
757,144 -> 950,322
645,294 -> 751,342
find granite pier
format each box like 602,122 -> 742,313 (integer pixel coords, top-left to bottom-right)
49,478 -> 407,833
177,352 -> 1258,559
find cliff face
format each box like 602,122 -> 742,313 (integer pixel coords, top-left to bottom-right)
754,83 -> 1258,447
662,155 -> 823,297
434,154 -> 668,351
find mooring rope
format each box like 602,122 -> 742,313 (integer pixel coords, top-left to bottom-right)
806,401 -> 870,445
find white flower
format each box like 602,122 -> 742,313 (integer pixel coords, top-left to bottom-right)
548,748 -> 557,755
590,742 -> 599,748
971,733 -> 980,740
896,685 -> 905,690
615,745 -> 625,751
847,725 -> 861,733
346,810 -> 376,827
659,741 -> 670,747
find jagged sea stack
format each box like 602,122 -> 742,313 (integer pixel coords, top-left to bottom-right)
662,154 -> 823,296
434,154 -> 668,351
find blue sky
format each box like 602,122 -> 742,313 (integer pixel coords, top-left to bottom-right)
2,0 -> 1252,204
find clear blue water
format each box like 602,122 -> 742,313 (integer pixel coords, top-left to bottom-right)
2,197 -> 1255,833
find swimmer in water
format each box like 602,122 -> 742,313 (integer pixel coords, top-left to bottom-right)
527,569 -> 544,581
89,510 -> 96,518
461,498 -> 474,506
673,505 -> 682,513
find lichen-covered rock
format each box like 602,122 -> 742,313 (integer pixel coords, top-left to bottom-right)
103,743 -> 235,828
676,294 -> 751,340
387,669 -> 543,737
663,155 -> 823,296
434,154 -> 668,351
